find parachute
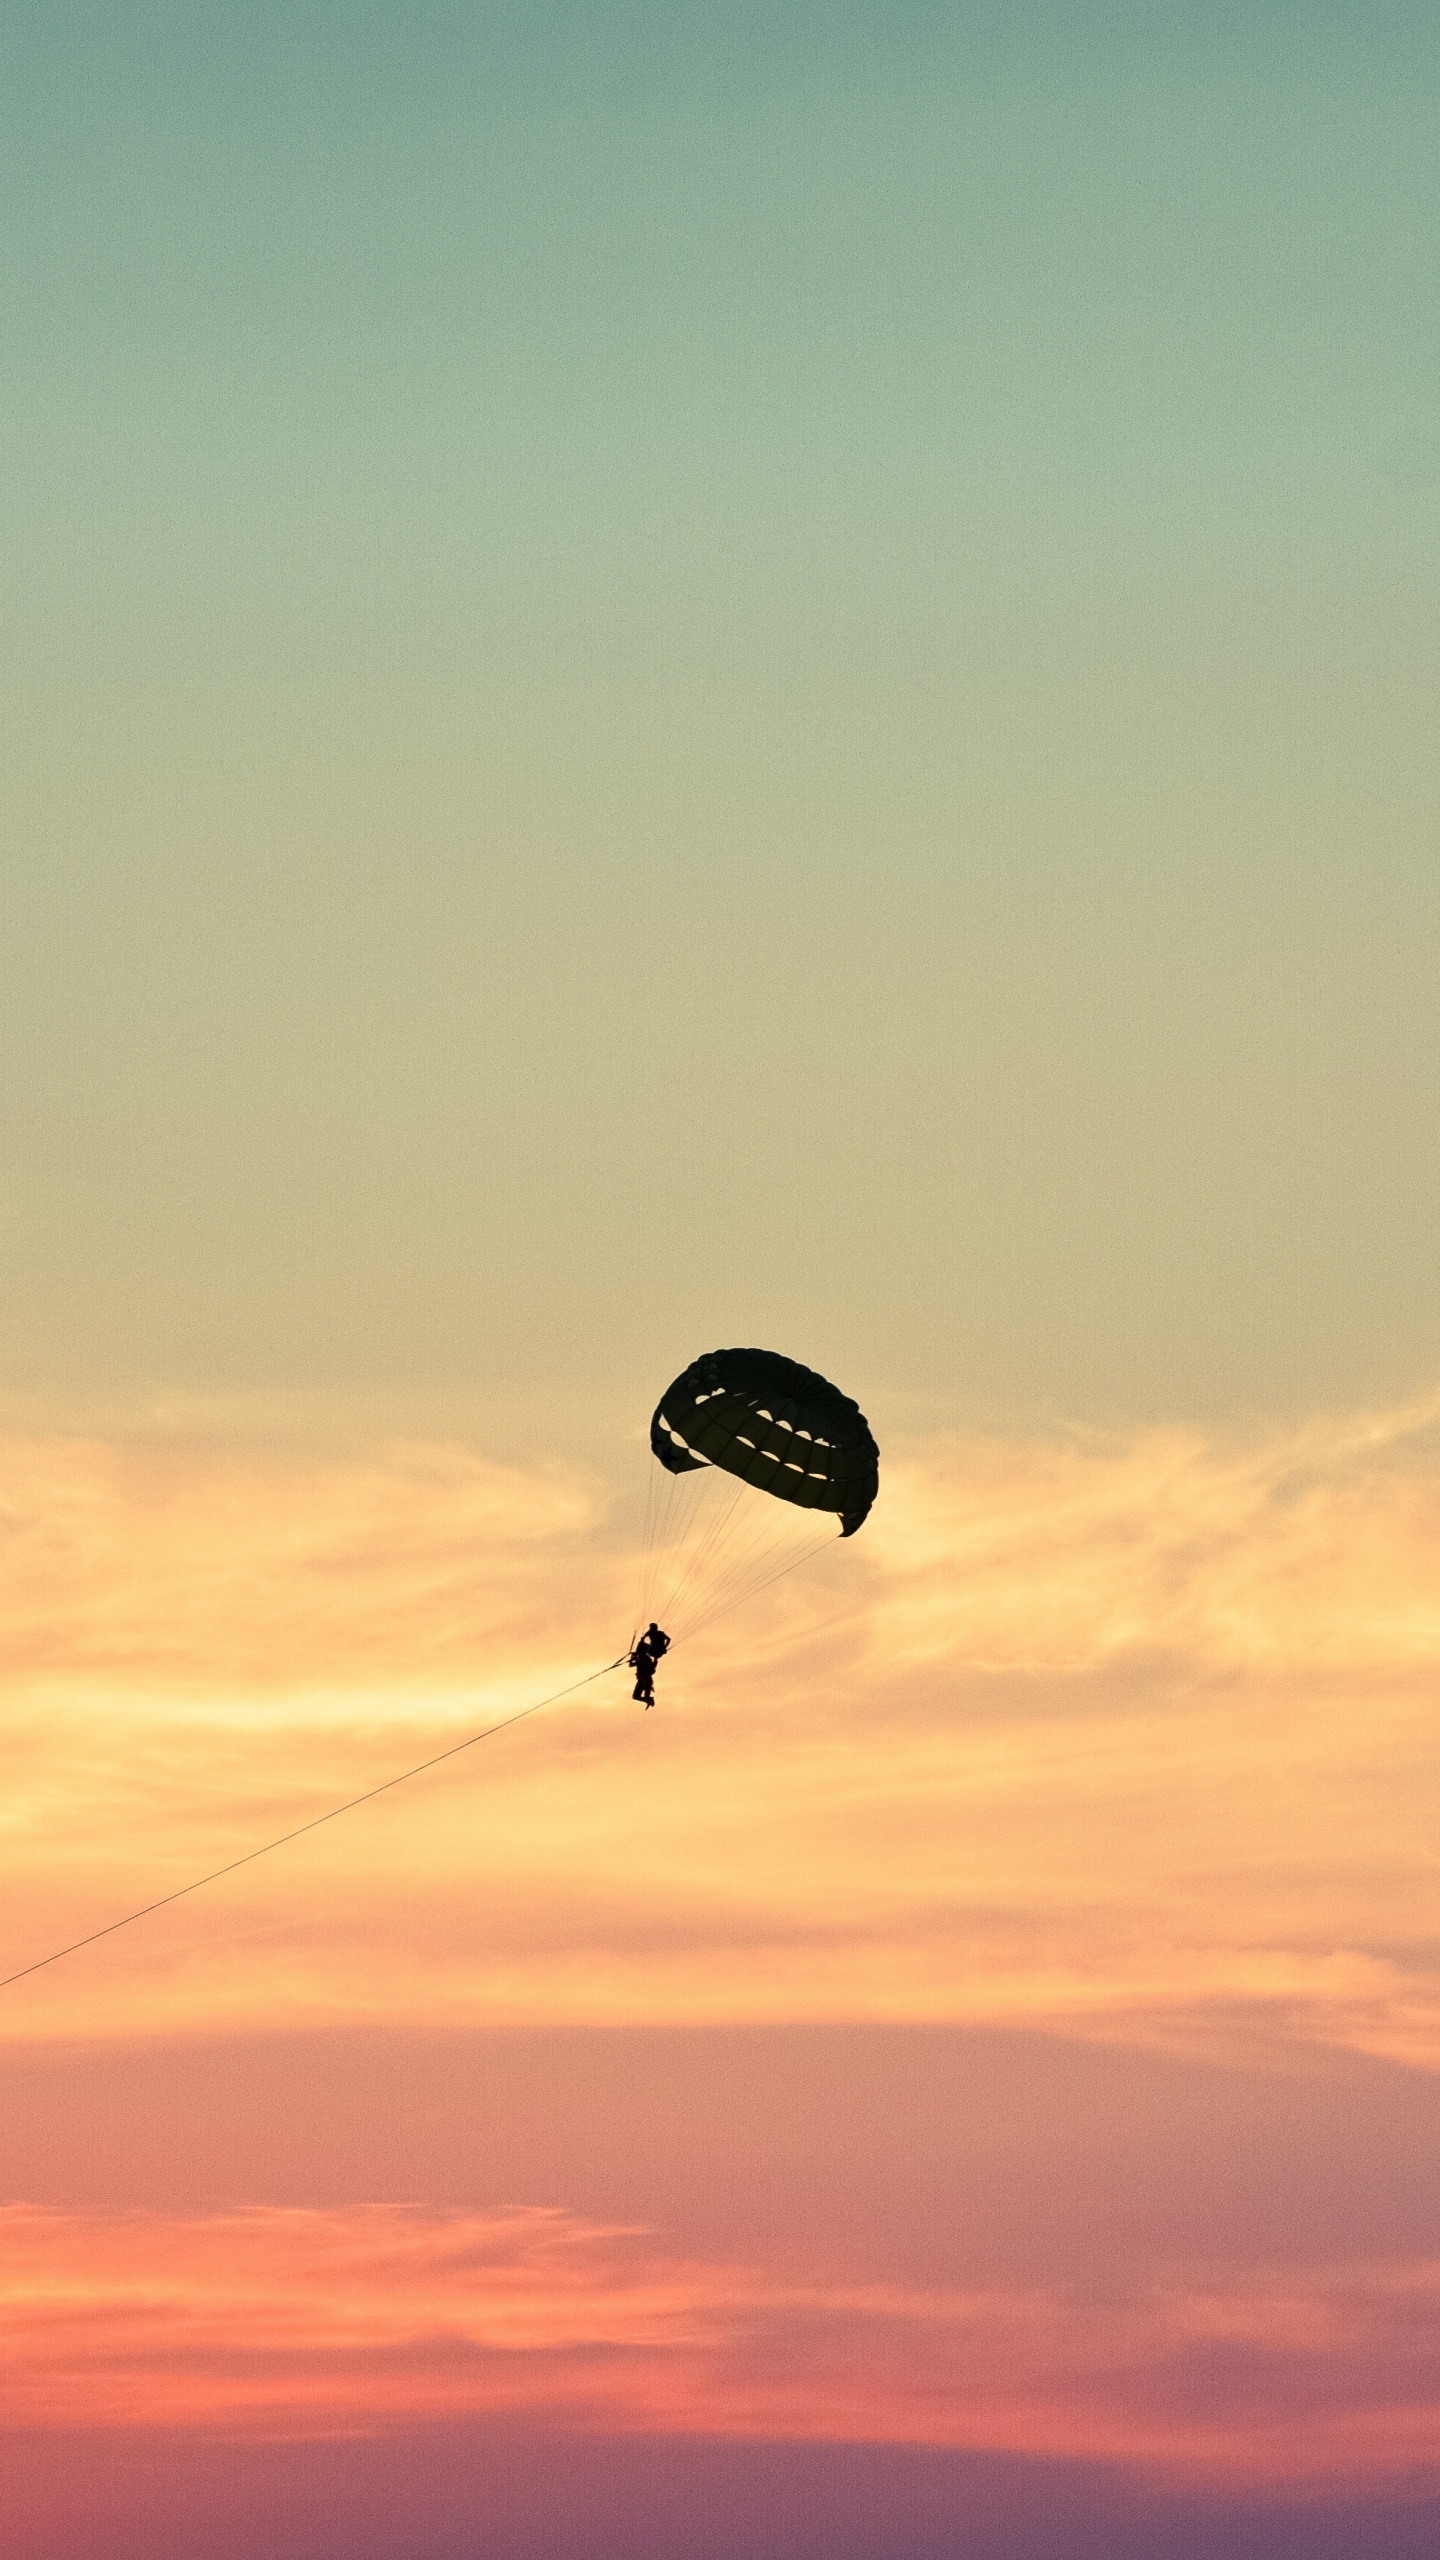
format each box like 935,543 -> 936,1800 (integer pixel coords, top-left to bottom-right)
634,1348 -> 879,1646
3,1352 -> 880,1992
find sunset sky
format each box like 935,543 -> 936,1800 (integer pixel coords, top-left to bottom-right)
3,5 -> 1440,2555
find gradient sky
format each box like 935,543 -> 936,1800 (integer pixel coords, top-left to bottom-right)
3,6 -> 1439,2556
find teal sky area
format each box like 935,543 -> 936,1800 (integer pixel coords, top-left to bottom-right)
4,2 -> 1438,1429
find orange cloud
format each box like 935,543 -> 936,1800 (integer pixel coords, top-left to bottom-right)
870,1396 -> 1440,1678
2,2203 -> 1437,2488
1,1398 -> 1438,2067
0,1430 -> 600,1691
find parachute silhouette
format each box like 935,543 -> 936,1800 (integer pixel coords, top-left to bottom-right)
651,1347 -> 879,1534
636,1347 -> 879,1645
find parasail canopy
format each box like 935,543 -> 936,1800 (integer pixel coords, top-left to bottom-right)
650,1347 -> 879,1538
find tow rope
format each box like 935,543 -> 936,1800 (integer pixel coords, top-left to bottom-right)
0,1653 -> 630,1994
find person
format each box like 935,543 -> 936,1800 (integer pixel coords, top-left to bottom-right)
630,1622 -> 671,1707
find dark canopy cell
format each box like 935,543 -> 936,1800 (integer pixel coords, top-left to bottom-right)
650,1348 -> 880,1536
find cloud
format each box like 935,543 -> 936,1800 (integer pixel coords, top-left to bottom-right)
1,1399 -> 1438,2065
868,1397 -> 1440,1679
0,1431 -> 600,1692
2,2202 -> 1437,2489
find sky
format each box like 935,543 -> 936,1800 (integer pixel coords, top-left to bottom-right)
2,4 -> 1439,2554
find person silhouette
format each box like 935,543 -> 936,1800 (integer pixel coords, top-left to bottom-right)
630,1622 -> 671,1707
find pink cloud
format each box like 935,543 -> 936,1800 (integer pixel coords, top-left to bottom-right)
2,2202 -> 1438,2489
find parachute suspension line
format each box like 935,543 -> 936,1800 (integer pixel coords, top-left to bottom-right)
650,1473 -> 746,1628
633,1447 -> 666,1644
669,1527 -> 840,1646
0,1652 -> 630,1998
661,1500 -> 770,1633
660,1480 -> 814,1641
639,1467 -> 838,1651
690,1485 -> 803,1603
658,1462 -> 706,1599
642,1461 -> 724,1631
637,1458 -> 703,1633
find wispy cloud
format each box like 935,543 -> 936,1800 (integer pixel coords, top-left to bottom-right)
1,1401 -> 1437,2063
2,2202 -> 1437,2487
0,1431 -> 600,1691
870,1397 -> 1440,1678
